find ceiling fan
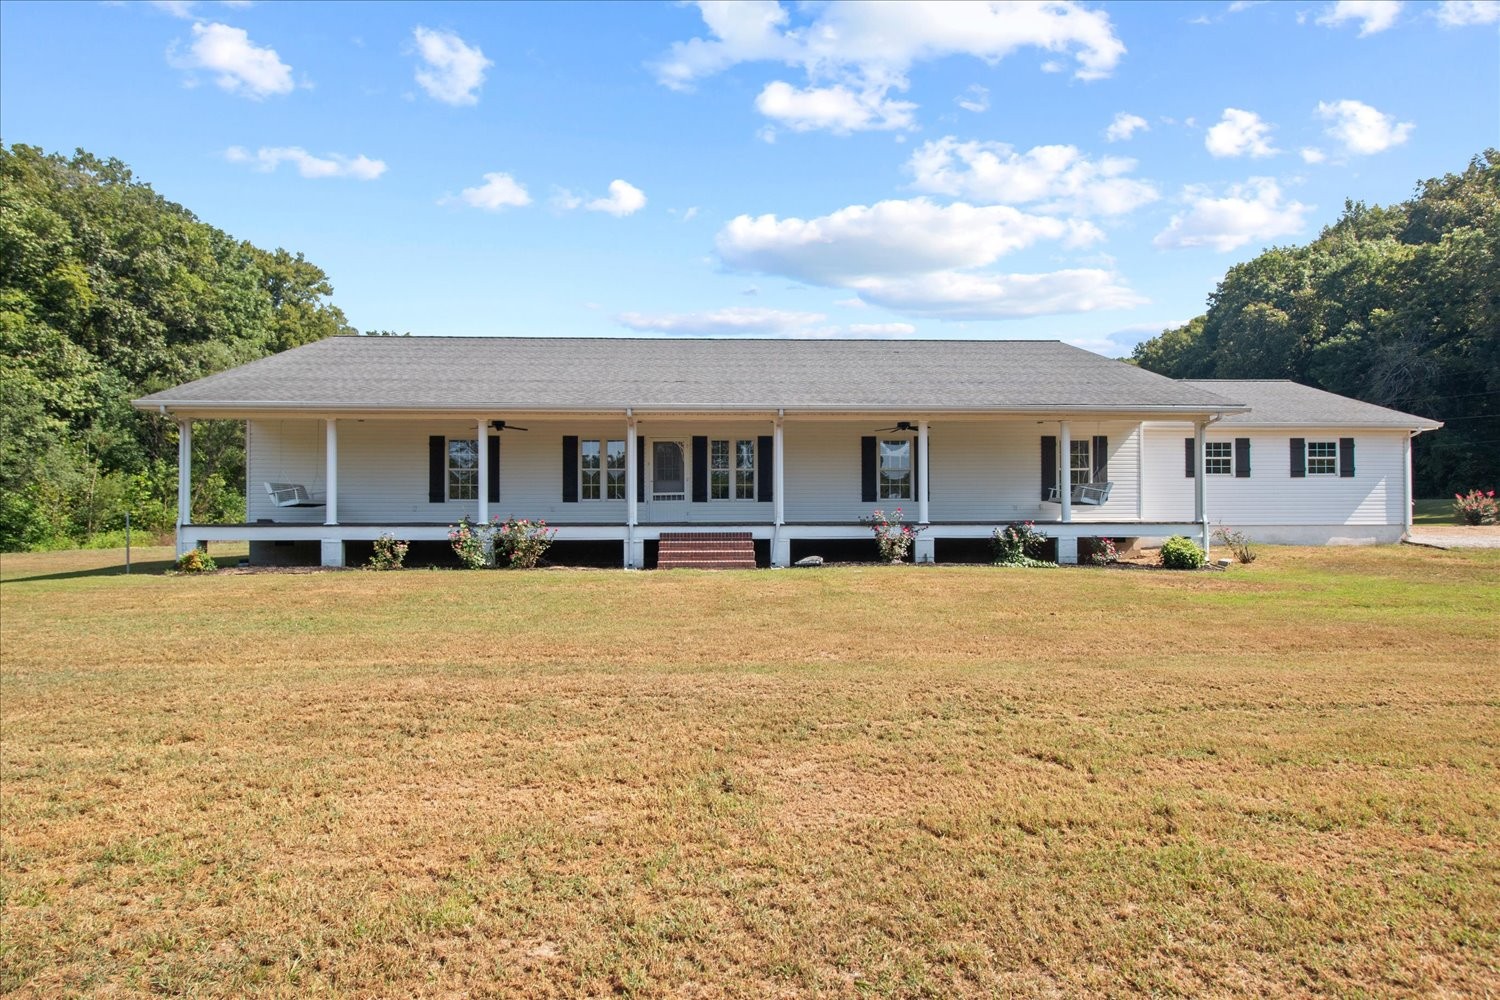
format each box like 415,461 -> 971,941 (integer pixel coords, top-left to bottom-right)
489,420 -> 530,432
873,420 -> 918,433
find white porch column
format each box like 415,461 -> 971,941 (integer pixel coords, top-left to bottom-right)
1058,420 -> 1072,523
625,411 -> 640,568
917,419 -> 930,524
477,418 -> 490,525
176,419 -> 193,557
324,418 -> 339,526
1194,419 -> 1208,552
772,412 -> 789,567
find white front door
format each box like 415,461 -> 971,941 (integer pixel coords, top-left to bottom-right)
647,439 -> 689,523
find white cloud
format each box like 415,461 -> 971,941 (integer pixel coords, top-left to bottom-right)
168,22 -> 293,99
1228,1 -> 1268,12
1300,147 -> 1328,164
1317,1 -> 1403,34
586,179 -> 647,217
550,187 -> 583,211
835,297 -> 868,308
224,146 -> 385,180
681,206 -> 700,221
445,172 -> 532,211
956,84 -> 989,113
654,1 -> 1125,134
1316,99 -> 1413,155
845,269 -> 1144,320
1205,108 -> 1278,158
1436,0 -> 1500,24
846,322 -> 918,336
754,81 -> 915,133
151,0 -> 198,17
616,306 -> 828,335
1153,177 -> 1311,252
907,138 -> 1159,217
412,26 -> 491,106
715,196 -> 1138,321
718,198 -> 1094,284
1104,112 -> 1148,142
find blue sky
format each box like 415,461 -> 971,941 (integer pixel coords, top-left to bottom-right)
2,0 -> 1496,353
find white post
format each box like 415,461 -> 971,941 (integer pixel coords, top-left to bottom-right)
625,411 -> 638,568
1403,432 -> 1414,537
773,415 -> 785,526
477,418 -> 490,525
1194,419 -> 1208,553
176,419 -> 192,558
324,418 -> 338,526
917,419 -> 930,525
1059,420 -> 1072,523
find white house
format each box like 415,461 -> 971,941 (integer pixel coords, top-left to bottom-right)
133,337 -> 1441,568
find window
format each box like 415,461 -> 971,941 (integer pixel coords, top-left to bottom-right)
710,439 -> 756,500
1306,440 -> 1337,476
879,439 -> 912,500
448,439 -> 478,500
1205,441 -> 1233,475
1069,439 -> 1091,485
580,439 -> 626,500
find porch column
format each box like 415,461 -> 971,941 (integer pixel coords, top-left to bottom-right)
477,418 -> 489,525
1194,419 -> 1208,552
1403,432 -> 1414,537
625,411 -> 640,568
917,419 -> 930,524
324,418 -> 339,526
176,419 -> 192,557
772,413 -> 789,568
1058,421 -> 1072,523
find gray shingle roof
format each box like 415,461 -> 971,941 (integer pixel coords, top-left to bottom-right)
1183,380 -> 1441,429
134,337 -> 1246,414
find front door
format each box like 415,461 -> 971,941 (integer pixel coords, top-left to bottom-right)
647,439 -> 688,523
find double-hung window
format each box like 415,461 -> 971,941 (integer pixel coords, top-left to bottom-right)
879,440 -> 912,500
1306,440 -> 1337,476
1205,441 -> 1233,475
1069,439 -> 1091,485
448,439 -> 478,500
580,439 -> 626,500
710,439 -> 756,500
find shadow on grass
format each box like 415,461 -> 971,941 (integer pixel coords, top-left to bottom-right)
0,559 -> 178,584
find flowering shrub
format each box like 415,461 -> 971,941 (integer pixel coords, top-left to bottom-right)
174,549 -> 217,573
448,517 -> 491,569
368,533 -> 409,570
1081,536 -> 1119,566
1159,535 -> 1206,570
991,522 -> 1052,567
1453,489 -> 1498,525
493,516 -> 556,569
863,507 -> 920,562
1212,525 -> 1257,564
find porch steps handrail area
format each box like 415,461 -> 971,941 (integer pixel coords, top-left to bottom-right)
657,532 -> 756,571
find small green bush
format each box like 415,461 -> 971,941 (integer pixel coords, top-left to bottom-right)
174,549 -> 217,573
368,533 -> 409,570
1159,535 -> 1205,570
990,522 -> 1054,567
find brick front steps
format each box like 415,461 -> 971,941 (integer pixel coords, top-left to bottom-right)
656,532 -> 757,570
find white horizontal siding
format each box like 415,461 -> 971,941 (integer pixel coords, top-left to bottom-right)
1141,424 -> 1406,526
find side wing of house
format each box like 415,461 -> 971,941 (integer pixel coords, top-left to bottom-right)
1141,424 -> 1411,544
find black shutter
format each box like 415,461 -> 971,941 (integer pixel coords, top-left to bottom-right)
428,435 -> 445,503
1040,436 -> 1057,501
912,435 -> 921,502
1290,438 -> 1306,478
757,435 -> 773,503
691,436 -> 708,503
1184,438 -> 1195,478
562,436 -> 579,502
487,435 -> 500,503
1092,435 -> 1108,482
1339,437 -> 1356,477
1234,437 -> 1251,478
637,436 -> 645,503
861,436 -> 877,503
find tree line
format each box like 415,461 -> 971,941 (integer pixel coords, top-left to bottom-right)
0,144 -> 370,550
1132,151 -> 1498,497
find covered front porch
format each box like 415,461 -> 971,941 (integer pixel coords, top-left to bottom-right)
172,408 -> 1219,568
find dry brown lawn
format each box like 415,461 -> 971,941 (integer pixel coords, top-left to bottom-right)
1,544 -> 1497,997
